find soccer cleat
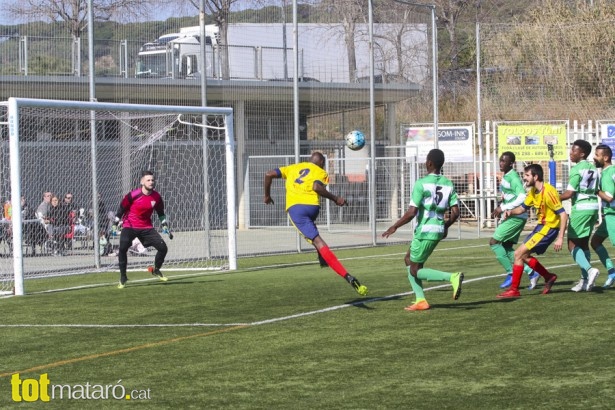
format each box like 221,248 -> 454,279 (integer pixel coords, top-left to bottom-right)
148,266 -> 169,282
350,278 -> 368,296
404,300 -> 430,311
603,273 -> 615,289
117,277 -> 127,289
345,274 -> 368,296
451,272 -> 464,300
571,279 -> 587,292
317,252 -> 329,268
528,272 -> 540,290
497,288 -> 521,298
586,268 -> 600,291
499,273 -> 513,289
542,274 -> 557,295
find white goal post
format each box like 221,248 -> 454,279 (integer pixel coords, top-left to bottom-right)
3,97 -> 236,296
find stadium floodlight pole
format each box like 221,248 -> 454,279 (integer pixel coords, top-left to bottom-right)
200,0 -> 211,258
292,0 -> 302,253
87,0 -> 101,267
199,0 -> 208,106
393,1 -> 438,148
476,22 -> 486,228
282,0 -> 288,80
368,0 -> 377,245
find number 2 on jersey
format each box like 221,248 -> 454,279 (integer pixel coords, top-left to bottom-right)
295,168 -> 310,184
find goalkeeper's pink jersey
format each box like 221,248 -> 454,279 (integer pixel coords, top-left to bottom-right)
119,188 -> 165,229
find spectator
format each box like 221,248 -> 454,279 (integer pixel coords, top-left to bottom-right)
36,191 -> 52,227
62,192 -> 77,214
3,199 -> 12,221
48,195 -> 71,254
21,196 -> 34,220
97,193 -> 109,236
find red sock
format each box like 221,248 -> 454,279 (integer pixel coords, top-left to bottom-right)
511,264 -> 523,291
527,257 -> 552,279
318,246 -> 347,278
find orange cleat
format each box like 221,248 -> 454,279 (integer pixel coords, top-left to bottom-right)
404,300 -> 431,311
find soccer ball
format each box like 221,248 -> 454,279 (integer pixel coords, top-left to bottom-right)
345,130 -> 366,151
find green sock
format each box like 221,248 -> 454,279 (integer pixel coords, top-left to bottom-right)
571,247 -> 590,278
417,268 -> 452,282
491,243 -> 513,273
594,245 -> 614,271
407,267 -> 425,301
523,264 -> 534,276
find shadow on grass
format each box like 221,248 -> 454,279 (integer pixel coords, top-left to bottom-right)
434,297 -> 519,309
346,294 -> 404,310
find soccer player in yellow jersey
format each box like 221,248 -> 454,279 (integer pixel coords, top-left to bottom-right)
264,152 -> 368,296
497,164 -> 568,298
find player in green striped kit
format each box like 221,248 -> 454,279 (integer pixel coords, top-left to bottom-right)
491,151 -> 539,289
382,149 -> 463,311
590,144 -> 615,287
560,139 -> 600,291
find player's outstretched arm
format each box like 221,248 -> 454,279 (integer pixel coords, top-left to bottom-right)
504,204 -> 527,219
382,206 -> 417,238
313,181 -> 345,206
559,189 -> 575,201
264,170 -> 279,205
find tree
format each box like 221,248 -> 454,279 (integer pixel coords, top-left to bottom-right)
2,0 -> 159,41
317,0 -> 366,83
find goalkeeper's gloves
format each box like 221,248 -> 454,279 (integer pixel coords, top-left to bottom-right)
161,222 -> 169,235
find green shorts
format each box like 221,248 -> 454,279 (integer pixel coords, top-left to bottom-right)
594,214 -> 615,246
493,217 -> 527,244
568,211 -> 598,239
409,238 -> 440,264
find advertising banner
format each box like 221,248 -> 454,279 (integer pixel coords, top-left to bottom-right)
403,125 -> 474,162
496,123 -> 567,161
600,123 -> 615,139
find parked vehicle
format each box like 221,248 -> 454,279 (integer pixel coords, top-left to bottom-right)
135,23 -> 423,83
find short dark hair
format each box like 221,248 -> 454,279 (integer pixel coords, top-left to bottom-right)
573,139 -> 592,158
310,152 -> 325,163
524,163 -> 543,182
596,144 -> 612,161
141,170 -> 154,178
427,149 -> 445,169
501,151 -> 516,163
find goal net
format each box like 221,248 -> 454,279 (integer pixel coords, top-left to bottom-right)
1,98 -> 236,296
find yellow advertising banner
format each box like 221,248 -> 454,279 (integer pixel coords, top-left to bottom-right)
497,123 -> 567,161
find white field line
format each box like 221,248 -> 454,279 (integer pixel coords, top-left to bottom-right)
0,258 -> 582,329
1,244 -> 488,298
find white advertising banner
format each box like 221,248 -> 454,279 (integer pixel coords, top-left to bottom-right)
403,125 -> 474,162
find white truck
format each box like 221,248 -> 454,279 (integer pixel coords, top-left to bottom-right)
135,23 -> 428,83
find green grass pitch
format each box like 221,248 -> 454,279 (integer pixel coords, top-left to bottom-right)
2,238 -> 615,408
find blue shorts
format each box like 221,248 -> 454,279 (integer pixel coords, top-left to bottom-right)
287,204 -> 320,242
523,224 -> 559,255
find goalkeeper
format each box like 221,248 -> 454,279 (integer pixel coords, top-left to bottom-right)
113,170 -> 169,289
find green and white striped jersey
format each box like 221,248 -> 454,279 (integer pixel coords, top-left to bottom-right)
410,173 -> 458,240
567,159 -> 599,212
599,165 -> 615,215
499,169 -> 527,220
